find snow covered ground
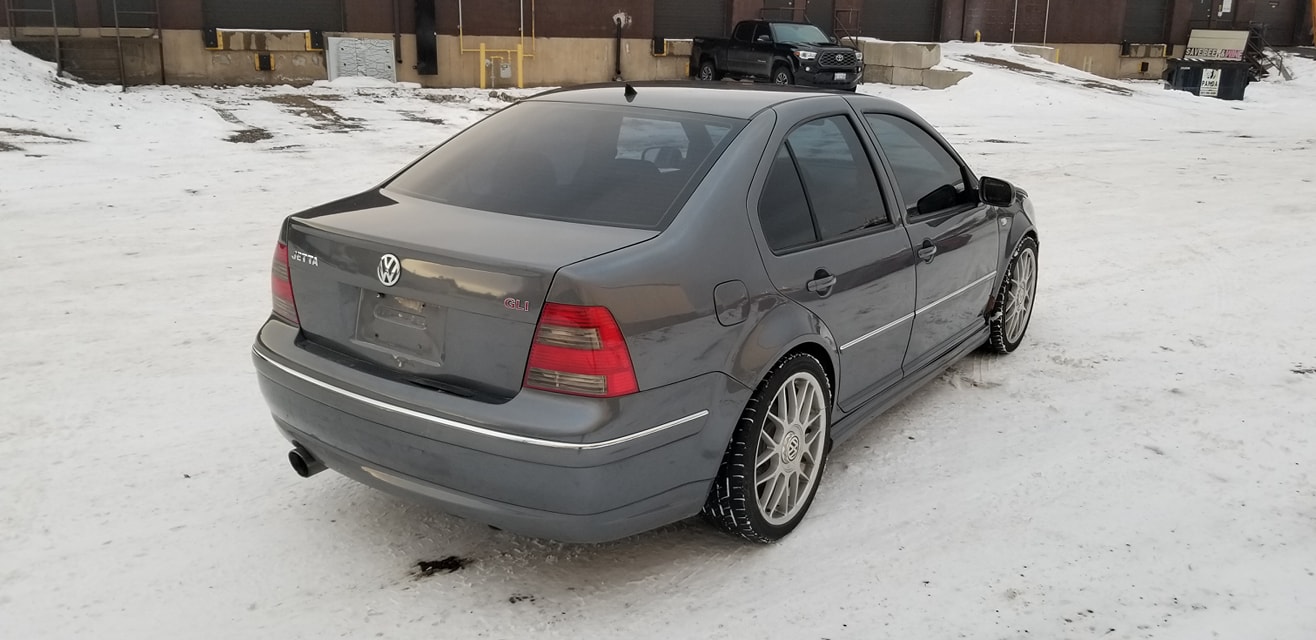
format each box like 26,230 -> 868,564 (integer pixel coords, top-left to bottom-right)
2,40 -> 1314,639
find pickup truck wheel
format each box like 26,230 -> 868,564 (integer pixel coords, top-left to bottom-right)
702,353 -> 831,543
698,60 -> 720,81
772,65 -> 794,85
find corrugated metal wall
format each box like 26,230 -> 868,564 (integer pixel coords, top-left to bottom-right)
653,0 -> 728,38
862,0 -> 939,41
201,0 -> 343,31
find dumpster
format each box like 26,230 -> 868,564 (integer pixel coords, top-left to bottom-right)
1163,58 -> 1252,101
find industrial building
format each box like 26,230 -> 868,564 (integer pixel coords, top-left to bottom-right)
2,0 -> 1312,87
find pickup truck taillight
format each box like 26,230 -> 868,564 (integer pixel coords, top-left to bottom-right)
271,241 -> 300,326
524,303 -> 638,398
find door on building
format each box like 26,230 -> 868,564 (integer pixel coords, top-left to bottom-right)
861,0 -> 938,42
1249,0 -> 1302,45
653,0 -> 729,38
1123,0 -> 1170,43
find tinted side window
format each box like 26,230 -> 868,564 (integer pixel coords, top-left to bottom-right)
733,22 -> 754,42
865,114 -> 972,216
753,23 -> 771,41
785,116 -> 888,240
759,145 -> 817,253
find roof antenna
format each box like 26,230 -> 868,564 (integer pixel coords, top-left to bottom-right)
624,83 -> 638,102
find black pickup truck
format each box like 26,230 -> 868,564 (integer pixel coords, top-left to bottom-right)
691,20 -> 864,91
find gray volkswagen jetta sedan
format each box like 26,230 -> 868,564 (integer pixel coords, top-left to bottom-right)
253,83 -> 1039,543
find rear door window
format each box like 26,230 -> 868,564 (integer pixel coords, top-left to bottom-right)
757,115 -> 890,253
387,102 -> 743,229
864,113 -> 974,216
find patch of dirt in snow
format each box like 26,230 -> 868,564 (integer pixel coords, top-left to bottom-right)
261,94 -> 364,132
414,556 -> 472,577
0,140 -> 21,152
225,128 -> 274,144
962,54 -> 1135,96
0,126 -> 83,143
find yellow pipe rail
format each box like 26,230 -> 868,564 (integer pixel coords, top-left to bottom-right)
460,0 -> 535,88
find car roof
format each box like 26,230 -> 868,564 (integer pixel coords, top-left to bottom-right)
527,82 -> 908,120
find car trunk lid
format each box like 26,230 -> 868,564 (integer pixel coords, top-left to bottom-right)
285,190 -> 658,401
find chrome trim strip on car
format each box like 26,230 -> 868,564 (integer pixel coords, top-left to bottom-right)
839,313 -> 915,352
253,349 -> 709,451
915,271 -> 998,316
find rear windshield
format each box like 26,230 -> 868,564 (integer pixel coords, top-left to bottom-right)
386,101 -> 745,229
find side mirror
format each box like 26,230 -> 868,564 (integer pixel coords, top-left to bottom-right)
829,36 -> 838,44
979,177 -> 1016,207
756,35 -> 772,43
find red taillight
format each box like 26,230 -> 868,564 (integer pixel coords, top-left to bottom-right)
271,241 -> 299,326
524,303 -> 638,398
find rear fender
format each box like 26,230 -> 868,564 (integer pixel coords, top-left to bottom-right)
731,297 -> 838,394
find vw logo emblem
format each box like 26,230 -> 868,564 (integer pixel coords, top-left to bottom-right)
376,253 -> 401,287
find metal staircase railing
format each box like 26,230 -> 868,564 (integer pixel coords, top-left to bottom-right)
3,0 -> 64,75
108,0 -> 164,88
833,9 -> 861,44
1244,23 -> 1293,81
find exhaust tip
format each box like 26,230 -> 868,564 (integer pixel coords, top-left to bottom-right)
288,447 -> 326,478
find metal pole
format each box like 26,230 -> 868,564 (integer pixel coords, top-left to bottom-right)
112,0 -> 127,90
392,0 -> 401,63
49,0 -> 62,75
156,0 -> 165,84
5,0 -> 16,41
1011,0 -> 1019,43
1042,0 -> 1051,45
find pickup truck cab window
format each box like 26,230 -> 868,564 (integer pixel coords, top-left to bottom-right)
732,21 -> 754,42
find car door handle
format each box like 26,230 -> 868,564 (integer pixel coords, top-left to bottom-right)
917,241 -> 938,263
806,271 -> 837,296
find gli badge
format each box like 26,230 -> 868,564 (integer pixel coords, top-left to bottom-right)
376,254 -> 401,287
503,298 -> 531,312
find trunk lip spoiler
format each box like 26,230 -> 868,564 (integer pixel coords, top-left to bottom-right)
252,348 -> 708,451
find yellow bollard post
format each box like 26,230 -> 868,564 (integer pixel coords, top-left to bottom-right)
517,43 -> 524,88
479,42 -> 487,89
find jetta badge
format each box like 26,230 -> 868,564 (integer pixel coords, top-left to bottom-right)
376,254 -> 401,287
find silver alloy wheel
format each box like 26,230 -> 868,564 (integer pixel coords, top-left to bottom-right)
754,371 -> 827,525
1003,247 -> 1037,344
699,63 -> 715,81
773,69 -> 791,85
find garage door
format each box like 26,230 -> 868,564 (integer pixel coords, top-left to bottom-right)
1123,0 -> 1169,43
653,0 -> 728,38
861,0 -> 938,42
202,0 -> 343,32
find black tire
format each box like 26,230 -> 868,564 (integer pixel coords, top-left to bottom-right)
703,352 -> 832,543
988,236 -> 1039,354
697,59 -> 720,82
772,64 -> 794,86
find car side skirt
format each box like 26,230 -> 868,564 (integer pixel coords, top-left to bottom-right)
829,322 -> 990,447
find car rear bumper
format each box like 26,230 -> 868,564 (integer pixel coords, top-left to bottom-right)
252,320 -> 749,542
